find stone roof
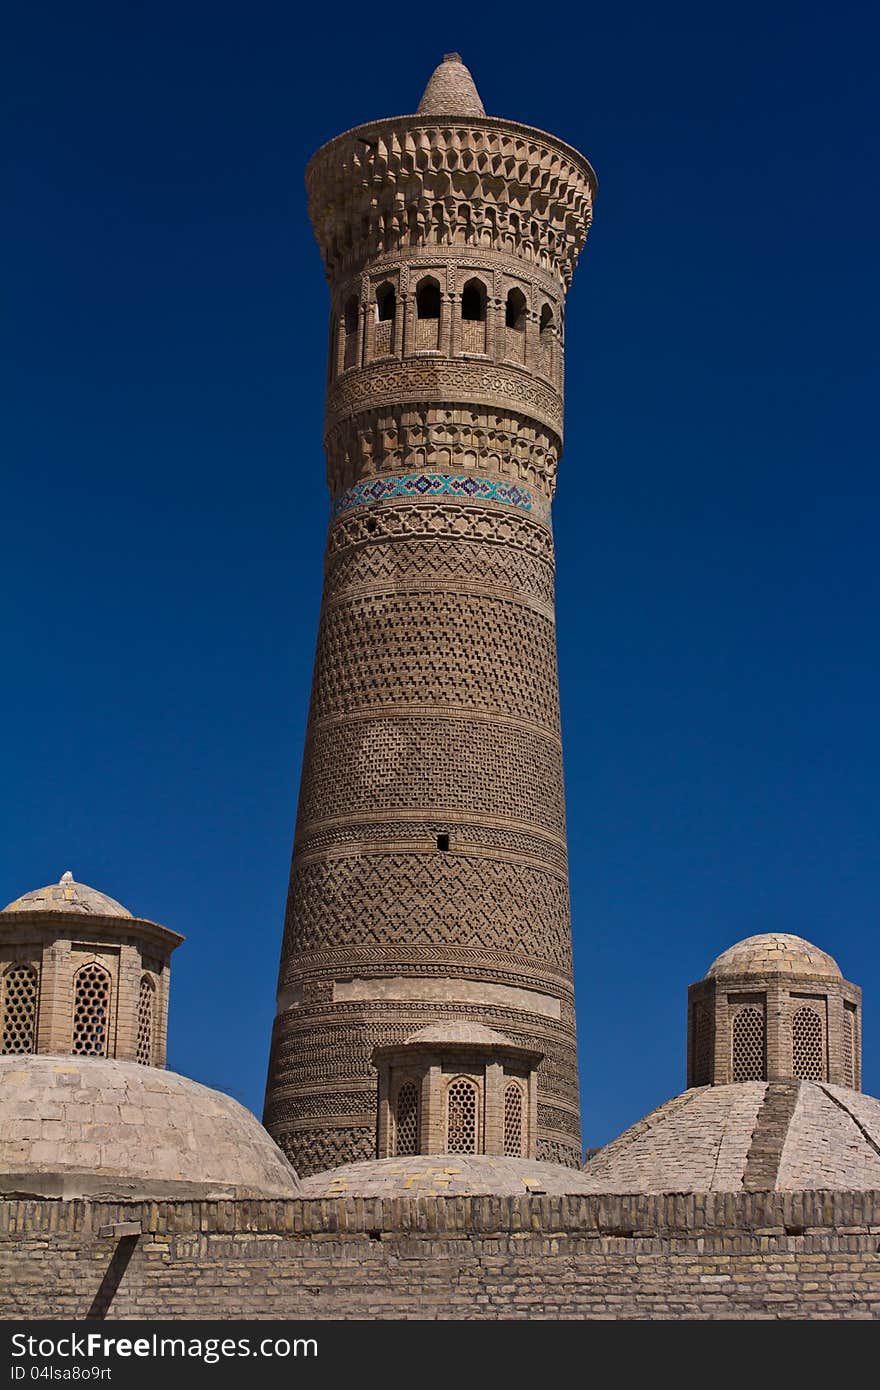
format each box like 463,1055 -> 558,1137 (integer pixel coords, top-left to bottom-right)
417,53 -> 486,118
581,1081 -> 880,1193
0,1055 -> 300,1200
3,871 -> 132,919
403,1021 -> 515,1047
707,933 -> 842,980
300,1154 -> 596,1199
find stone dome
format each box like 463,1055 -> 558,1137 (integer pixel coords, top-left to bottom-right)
707,933 -> 842,980
301,1154 -> 596,1199
0,1055 -> 300,1200
581,1081 -> 880,1194
3,871 -> 132,919
402,1021 -> 514,1047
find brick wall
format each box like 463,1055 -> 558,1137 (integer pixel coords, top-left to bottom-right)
1,1191 -> 878,1319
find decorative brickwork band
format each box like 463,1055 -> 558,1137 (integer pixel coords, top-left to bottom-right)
264,60 -> 593,1175
331,473 -> 537,520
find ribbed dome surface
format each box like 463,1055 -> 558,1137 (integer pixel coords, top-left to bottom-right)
581,1081 -> 880,1193
707,933 -> 841,980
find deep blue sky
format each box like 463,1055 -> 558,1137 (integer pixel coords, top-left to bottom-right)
4,1 -> 878,1148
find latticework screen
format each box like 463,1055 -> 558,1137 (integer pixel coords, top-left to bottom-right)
731,1005 -> 765,1082
394,1080 -> 419,1156
503,1082 -> 524,1157
446,1078 -> 478,1154
136,975 -> 155,1065
72,963 -> 111,1056
1,964 -> 38,1055
792,1005 -> 825,1081
691,1001 -> 713,1085
843,1005 -> 858,1089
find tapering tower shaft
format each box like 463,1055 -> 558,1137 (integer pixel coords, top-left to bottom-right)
264,57 -> 596,1174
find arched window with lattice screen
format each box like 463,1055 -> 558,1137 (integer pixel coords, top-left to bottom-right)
503,1082 -> 524,1157
136,975 -> 155,1066
731,1005 -> 765,1081
1,964 -> 38,1055
843,1004 -> 858,1089
72,962 -> 111,1056
392,1079 -> 419,1156
792,1005 -> 825,1081
446,1077 -> 478,1154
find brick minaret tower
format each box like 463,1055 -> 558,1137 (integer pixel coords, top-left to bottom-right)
264,55 -> 596,1174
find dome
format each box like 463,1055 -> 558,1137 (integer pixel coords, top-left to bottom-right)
581,1081 -> 880,1194
707,933 -> 842,980
301,1154 -> 596,1199
3,871 -> 132,919
417,53 -> 486,118
403,1021 -> 514,1047
0,1055 -> 300,1200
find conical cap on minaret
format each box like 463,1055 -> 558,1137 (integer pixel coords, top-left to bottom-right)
417,53 -> 486,117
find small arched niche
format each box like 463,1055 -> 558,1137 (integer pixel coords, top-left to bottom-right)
539,302 -> 555,378
341,295 -> 360,371
414,277 -> 441,350
372,282 -> 396,359
460,278 -> 487,354
504,287 -> 527,362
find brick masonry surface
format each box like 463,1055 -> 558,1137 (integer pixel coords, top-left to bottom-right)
1,1192 -> 878,1320
265,65 -> 596,1175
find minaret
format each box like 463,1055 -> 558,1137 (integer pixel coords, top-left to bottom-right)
264,55 -> 596,1174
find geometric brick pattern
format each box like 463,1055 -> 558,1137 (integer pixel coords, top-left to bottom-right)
326,357 -> 564,439
295,717 -> 565,837
277,1126 -> 376,1177
323,534 -> 557,611
282,853 -> 573,967
537,1102 -> 582,1139
326,501 -> 555,564
324,404 -> 561,499
264,58 -> 592,1175
308,589 -> 561,730
307,113 -> 594,290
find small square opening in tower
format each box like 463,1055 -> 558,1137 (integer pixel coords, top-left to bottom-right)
436,834 -> 450,852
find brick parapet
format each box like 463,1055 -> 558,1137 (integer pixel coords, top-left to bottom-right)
1,1192 -> 878,1320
